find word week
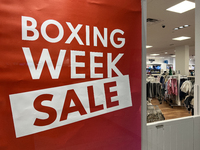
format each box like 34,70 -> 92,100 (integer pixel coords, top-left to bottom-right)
23,47 -> 124,79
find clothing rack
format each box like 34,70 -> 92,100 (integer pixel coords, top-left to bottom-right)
146,75 -> 161,102
183,76 -> 195,115
166,74 -> 186,108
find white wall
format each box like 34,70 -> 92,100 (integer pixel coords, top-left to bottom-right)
147,117 -> 194,150
147,116 -> 200,150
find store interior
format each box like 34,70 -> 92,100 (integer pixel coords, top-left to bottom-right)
146,0 -> 195,123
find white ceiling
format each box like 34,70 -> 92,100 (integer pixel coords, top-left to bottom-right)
146,0 -> 195,57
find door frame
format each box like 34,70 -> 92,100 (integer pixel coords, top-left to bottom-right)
141,0 -> 147,150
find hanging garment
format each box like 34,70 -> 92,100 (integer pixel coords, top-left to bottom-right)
191,98 -> 194,106
153,83 -> 157,97
190,85 -> 194,96
181,80 -> 192,94
146,81 -> 152,98
167,79 -> 172,95
167,78 -> 178,95
184,96 -> 194,112
180,78 -> 187,101
160,76 -> 164,84
171,78 -> 178,95
146,82 -> 150,99
156,83 -> 161,97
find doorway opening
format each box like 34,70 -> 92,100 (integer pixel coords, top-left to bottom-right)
145,0 -> 195,123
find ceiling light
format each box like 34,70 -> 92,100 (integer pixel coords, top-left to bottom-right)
166,1 -> 195,13
146,45 -> 152,48
179,26 -> 184,29
150,54 -> 160,56
172,36 -> 191,41
171,55 -> 176,57
173,24 -> 190,30
165,52 -> 168,54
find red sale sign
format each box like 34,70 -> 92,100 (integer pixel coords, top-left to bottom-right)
0,0 -> 142,149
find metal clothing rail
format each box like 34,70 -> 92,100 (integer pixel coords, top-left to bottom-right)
166,75 -> 194,108
166,74 -> 183,108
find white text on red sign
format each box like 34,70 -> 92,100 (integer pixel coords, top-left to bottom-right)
10,76 -> 132,138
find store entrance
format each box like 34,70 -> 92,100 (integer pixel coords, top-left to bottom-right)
144,0 -> 200,149
146,0 -> 195,124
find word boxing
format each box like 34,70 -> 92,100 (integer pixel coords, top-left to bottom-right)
22,16 -> 125,48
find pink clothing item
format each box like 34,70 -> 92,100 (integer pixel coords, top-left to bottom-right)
167,78 -> 178,95
171,78 -> 178,95
167,79 -> 172,95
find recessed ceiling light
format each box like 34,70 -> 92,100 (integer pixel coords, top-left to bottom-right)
171,55 -> 176,57
165,52 -> 168,54
172,36 -> 191,41
184,25 -> 189,27
179,26 -> 184,29
173,24 -> 190,30
150,54 -> 160,56
146,45 -> 152,48
166,1 -> 195,13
